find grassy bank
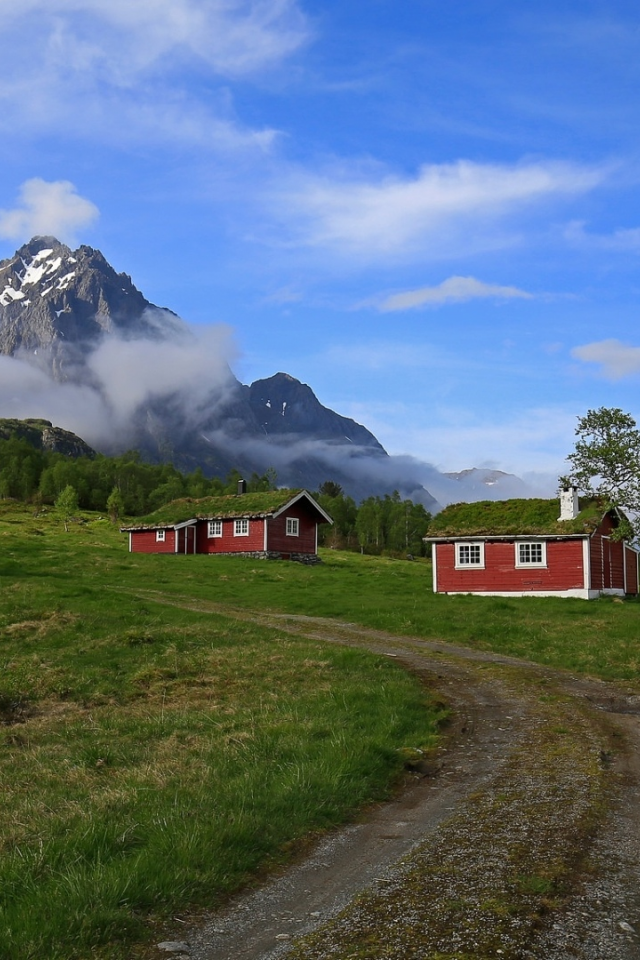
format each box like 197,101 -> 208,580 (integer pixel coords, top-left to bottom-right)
1,501 -> 639,957
0,504 -> 443,959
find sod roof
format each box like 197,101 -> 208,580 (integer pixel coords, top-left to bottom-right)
427,497 -> 606,538
124,489 -> 311,529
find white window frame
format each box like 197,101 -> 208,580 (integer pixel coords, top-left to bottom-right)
286,517 -> 299,537
207,520 -> 223,538
515,541 -> 547,568
156,529 -> 166,543
455,541 -> 485,569
234,518 -> 249,537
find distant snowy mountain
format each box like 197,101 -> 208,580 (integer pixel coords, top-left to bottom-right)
0,237 -> 435,503
0,237 -> 535,507
443,468 -> 529,498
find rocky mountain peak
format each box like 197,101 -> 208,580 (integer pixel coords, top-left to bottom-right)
0,236 -> 181,379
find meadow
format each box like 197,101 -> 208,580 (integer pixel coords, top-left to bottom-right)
1,502 -> 638,959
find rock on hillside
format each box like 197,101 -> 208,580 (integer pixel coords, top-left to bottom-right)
0,418 -> 96,458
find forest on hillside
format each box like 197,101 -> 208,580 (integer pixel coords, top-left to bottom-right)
0,435 -> 431,556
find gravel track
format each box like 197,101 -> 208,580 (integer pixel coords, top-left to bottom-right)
145,610 -> 640,960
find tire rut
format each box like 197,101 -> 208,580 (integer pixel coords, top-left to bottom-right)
136,605 -> 640,960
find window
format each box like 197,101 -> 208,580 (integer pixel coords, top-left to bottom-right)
234,519 -> 249,537
156,530 -> 166,543
286,517 -> 299,536
455,542 -> 484,568
516,541 -> 546,567
208,520 -> 223,538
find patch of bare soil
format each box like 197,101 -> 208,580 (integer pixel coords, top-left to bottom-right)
146,612 -> 640,960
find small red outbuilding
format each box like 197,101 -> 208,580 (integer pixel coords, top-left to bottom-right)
426,489 -> 638,599
122,488 -> 332,562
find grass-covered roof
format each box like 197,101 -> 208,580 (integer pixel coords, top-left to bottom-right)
125,489 -> 306,529
427,497 -> 606,538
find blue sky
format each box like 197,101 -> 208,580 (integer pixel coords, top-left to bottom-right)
1,0 -> 639,492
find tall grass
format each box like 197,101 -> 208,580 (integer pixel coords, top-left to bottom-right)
0,504 -> 444,959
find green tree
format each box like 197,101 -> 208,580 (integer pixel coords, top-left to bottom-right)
562,407 -> 640,538
106,486 -> 125,522
55,485 -> 79,531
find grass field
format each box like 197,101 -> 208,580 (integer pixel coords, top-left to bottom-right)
1,501 -> 639,959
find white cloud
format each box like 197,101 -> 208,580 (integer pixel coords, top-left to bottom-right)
336,399 -> 576,481
279,159 -> 605,259
564,220 -> 640,253
0,320 -> 239,448
378,276 -> 533,312
2,0 -> 309,80
0,1 -> 307,148
0,180 -> 99,244
572,339 -> 640,379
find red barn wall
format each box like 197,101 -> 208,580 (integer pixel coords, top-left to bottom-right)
625,547 -> 639,595
266,510 -> 317,554
435,539 -> 585,593
130,530 -> 176,554
195,518 -> 266,554
589,515 -> 628,592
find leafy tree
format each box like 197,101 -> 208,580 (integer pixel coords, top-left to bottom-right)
106,487 -> 125,522
562,407 -> 640,538
55,484 -> 79,531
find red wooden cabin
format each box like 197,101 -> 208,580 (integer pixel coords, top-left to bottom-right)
122,488 -> 332,562
426,489 -> 638,599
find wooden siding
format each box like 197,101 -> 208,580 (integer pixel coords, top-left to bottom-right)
625,546 -> 639,595
266,509 -> 317,554
435,539 -> 586,593
589,522 -> 626,592
130,529 -> 176,554
195,517 -> 266,554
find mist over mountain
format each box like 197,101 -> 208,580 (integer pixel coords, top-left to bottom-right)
0,237 -> 530,506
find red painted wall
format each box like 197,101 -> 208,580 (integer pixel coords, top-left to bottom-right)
625,547 -> 639,595
266,510 -> 317,554
130,529 -> 176,554
435,538 -> 586,593
589,520 -> 628,592
195,518 -> 266,554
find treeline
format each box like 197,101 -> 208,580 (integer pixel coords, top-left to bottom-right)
0,435 -> 275,516
315,482 -> 431,557
0,436 -> 431,555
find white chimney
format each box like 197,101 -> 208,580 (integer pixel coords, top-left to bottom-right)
558,485 -> 579,521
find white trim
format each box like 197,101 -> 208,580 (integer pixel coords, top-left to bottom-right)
624,542 -> 628,594
514,541 -> 547,568
272,490 -> 333,525
455,541 -> 485,569
234,518 -> 249,537
129,532 -> 132,553
438,588 -> 599,599
432,543 -> 438,593
286,517 -> 300,537
264,517 -> 268,552
207,519 -> 223,538
156,529 -> 166,543
583,538 -> 591,592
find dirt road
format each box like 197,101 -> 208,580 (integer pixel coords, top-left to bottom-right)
152,613 -> 640,960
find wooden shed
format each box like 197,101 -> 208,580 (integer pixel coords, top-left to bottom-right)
122,488 -> 332,562
426,490 -> 638,599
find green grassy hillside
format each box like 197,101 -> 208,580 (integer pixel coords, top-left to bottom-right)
1,501 -> 638,959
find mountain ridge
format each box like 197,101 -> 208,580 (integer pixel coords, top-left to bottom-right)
0,237 -> 413,503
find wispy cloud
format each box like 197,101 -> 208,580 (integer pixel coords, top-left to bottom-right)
378,276 -> 533,312
572,338 -> 640,379
564,220 -> 640,253
0,180 -> 99,244
0,1 -> 308,149
277,159 -> 605,260
340,399 -> 576,480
